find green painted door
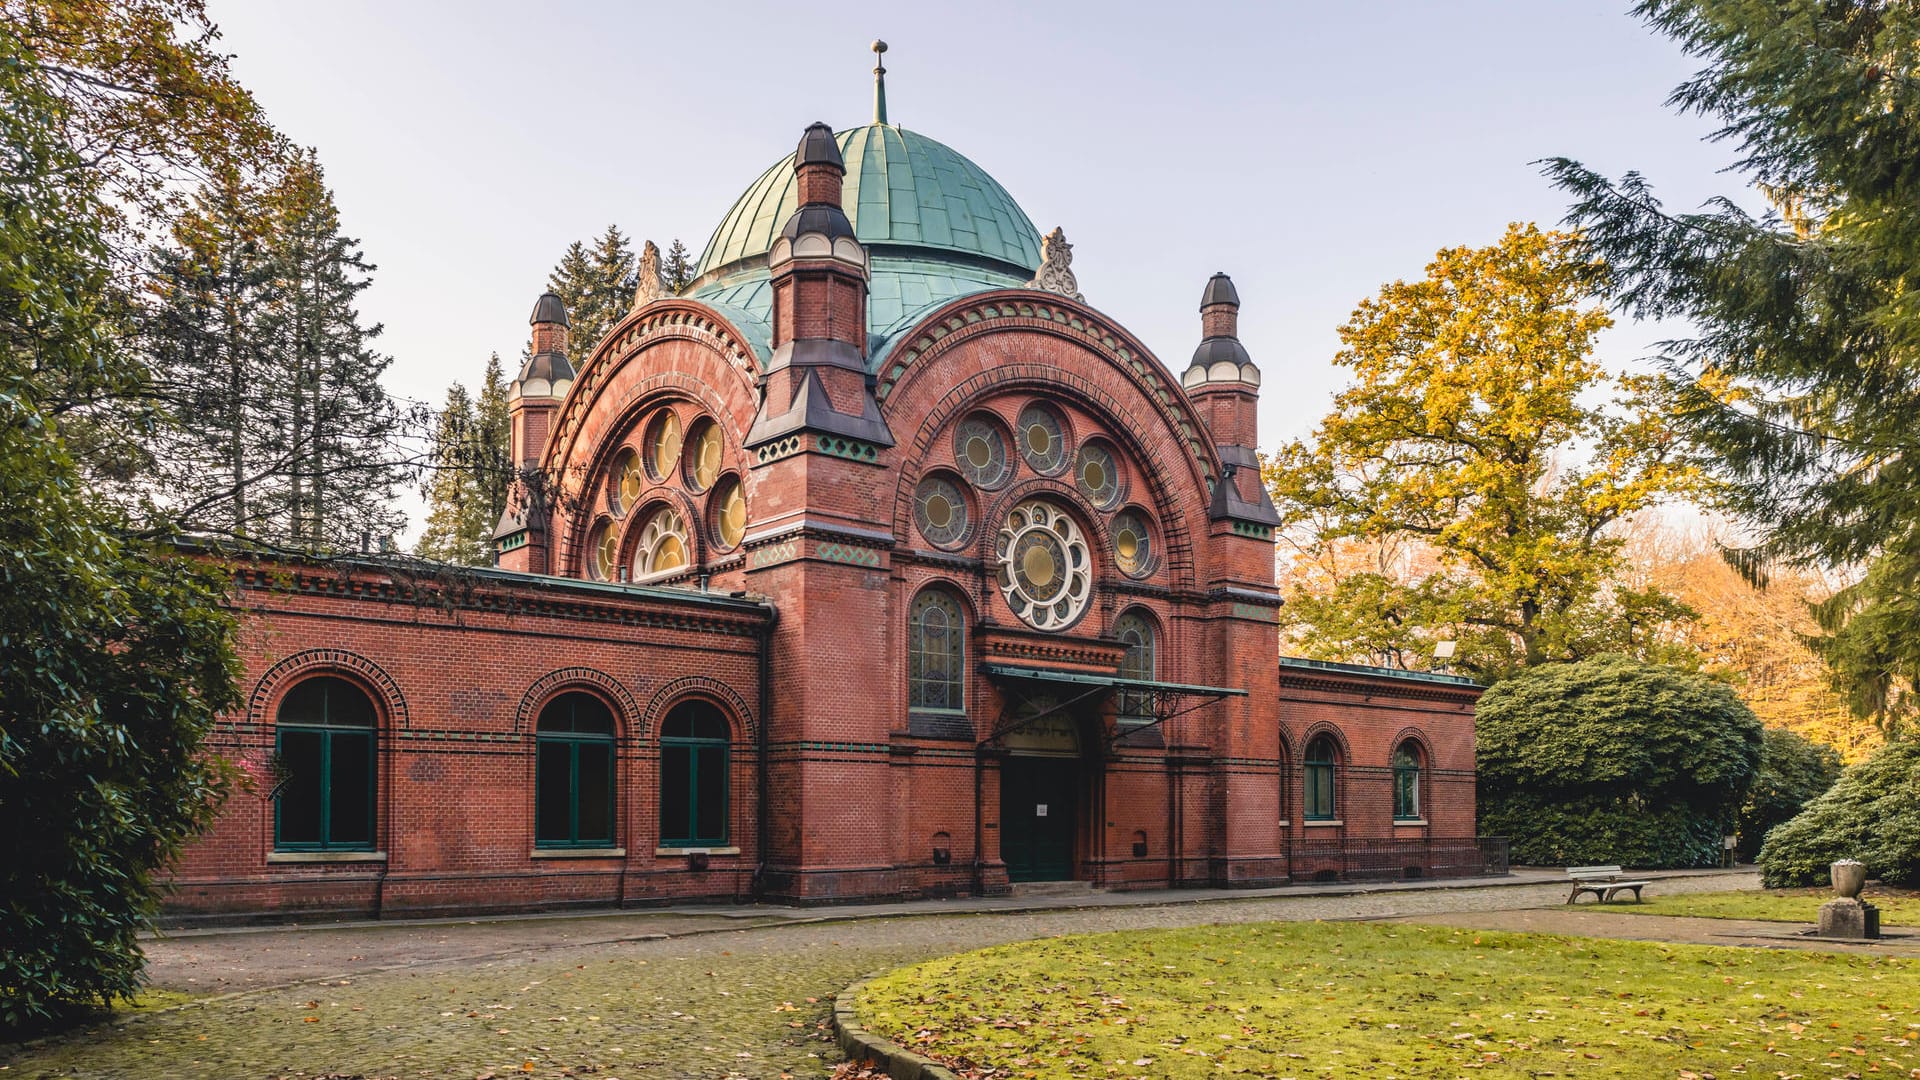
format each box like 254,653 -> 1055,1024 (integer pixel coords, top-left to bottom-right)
1000,756 -> 1077,882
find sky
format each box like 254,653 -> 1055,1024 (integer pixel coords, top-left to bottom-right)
207,1 -> 1746,536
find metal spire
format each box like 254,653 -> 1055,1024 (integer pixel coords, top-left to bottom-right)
871,40 -> 889,125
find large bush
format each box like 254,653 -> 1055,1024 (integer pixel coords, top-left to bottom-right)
1758,737 -> 1920,888
1477,655 -> 1764,868
1735,728 -> 1843,862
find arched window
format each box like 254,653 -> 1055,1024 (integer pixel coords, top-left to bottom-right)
536,693 -> 617,848
660,701 -> 730,847
275,676 -> 377,851
908,590 -> 965,713
1114,611 -> 1155,728
1304,735 -> 1339,823
633,506 -> 689,579
1393,741 -> 1423,821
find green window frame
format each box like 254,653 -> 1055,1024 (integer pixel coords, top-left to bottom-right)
1392,742 -> 1423,821
535,693 -> 618,848
908,589 -> 965,714
1114,611 -> 1156,728
1304,735 -> 1338,822
660,702 -> 730,847
274,676 -> 377,851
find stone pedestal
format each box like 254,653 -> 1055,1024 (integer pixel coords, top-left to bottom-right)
1819,896 -> 1881,939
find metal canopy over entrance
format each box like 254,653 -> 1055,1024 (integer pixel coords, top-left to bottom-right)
980,662 -> 1248,748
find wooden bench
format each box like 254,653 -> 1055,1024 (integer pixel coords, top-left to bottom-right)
1566,865 -> 1652,904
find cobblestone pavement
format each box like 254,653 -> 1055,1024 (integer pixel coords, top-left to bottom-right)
4,871 -> 1756,1080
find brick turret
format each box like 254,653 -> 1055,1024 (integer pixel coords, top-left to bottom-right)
495,292 -> 576,572
1181,272 -> 1279,531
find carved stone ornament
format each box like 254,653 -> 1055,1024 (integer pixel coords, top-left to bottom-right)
1026,226 -> 1085,303
632,239 -> 668,309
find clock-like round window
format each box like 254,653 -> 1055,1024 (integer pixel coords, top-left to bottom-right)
1113,511 -> 1153,578
1017,403 -> 1068,474
685,419 -> 723,492
589,519 -> 620,581
612,448 -> 644,515
995,499 -> 1092,630
1074,443 -> 1119,509
953,417 -> 1010,489
914,475 -> 970,549
713,477 -> 746,550
647,410 -> 683,481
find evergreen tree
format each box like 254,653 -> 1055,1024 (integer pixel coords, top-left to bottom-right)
253,150 -> 406,550
1546,1 -> 1920,729
546,225 -> 634,363
414,382 -> 489,564
474,352 -> 513,527
662,238 -> 696,292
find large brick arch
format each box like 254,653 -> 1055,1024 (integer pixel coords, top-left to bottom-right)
249,648 -> 409,729
642,675 -> 758,742
514,667 -> 642,735
887,365 -> 1209,590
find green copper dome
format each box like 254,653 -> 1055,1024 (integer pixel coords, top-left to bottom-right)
690,124 -> 1044,366
697,124 -> 1043,279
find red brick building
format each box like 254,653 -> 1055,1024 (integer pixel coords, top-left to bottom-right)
167,76 -> 1489,919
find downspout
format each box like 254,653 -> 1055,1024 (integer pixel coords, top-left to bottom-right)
752,602 -> 777,901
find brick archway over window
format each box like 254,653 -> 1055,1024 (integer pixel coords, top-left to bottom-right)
643,676 -> 757,742
249,649 -> 408,729
515,667 -> 641,735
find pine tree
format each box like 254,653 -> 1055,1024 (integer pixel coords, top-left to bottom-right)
254,150 -> 406,550
474,352 -> 512,528
546,225 -> 634,364
414,382 -> 489,564
662,238 -> 696,292
1546,1 -> 1920,728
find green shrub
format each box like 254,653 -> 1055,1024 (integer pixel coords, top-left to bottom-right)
1477,655 -> 1763,868
1758,737 -> 1920,888
1736,728 -> 1843,862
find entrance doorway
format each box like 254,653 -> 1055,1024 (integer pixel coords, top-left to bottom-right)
1000,755 -> 1077,882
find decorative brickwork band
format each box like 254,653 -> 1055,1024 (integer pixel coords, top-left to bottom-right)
248,648 -> 410,729
514,667 -> 643,735
643,675 -> 758,741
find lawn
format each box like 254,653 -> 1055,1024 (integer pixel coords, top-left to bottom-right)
1581,886 -> 1917,924
855,921 -> 1918,1079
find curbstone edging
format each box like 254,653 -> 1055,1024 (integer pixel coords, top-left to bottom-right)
832,975 -> 960,1080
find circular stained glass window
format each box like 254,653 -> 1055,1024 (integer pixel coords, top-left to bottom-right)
1017,403 -> 1067,474
1113,511 -> 1153,578
648,410 -> 683,481
713,477 -> 746,549
914,475 -> 970,549
995,499 -> 1092,631
590,520 -> 619,581
685,420 -> 723,492
612,448 -> 644,516
953,417 -> 1010,489
1075,443 -> 1120,509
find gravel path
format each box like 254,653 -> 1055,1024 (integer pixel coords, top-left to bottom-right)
3,872 -> 1759,1080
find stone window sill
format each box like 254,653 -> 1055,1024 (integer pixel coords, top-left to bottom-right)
656,846 -> 742,856
531,847 -> 626,859
1303,819 -> 1344,828
268,851 -> 387,864
1276,820 -> 1290,828
1393,819 -> 1429,826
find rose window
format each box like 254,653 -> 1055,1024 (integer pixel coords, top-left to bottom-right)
995,499 -> 1092,630
1017,403 -> 1067,474
914,475 -> 969,548
1074,443 -> 1119,508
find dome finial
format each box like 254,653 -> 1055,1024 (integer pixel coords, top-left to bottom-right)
871,40 -> 889,125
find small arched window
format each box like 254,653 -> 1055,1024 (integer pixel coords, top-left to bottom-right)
1114,612 -> 1155,728
275,676 -> 378,851
908,590 -> 965,713
633,506 -> 689,579
536,693 -> 617,848
1304,735 -> 1339,823
1393,741 -> 1423,821
660,701 -> 730,847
